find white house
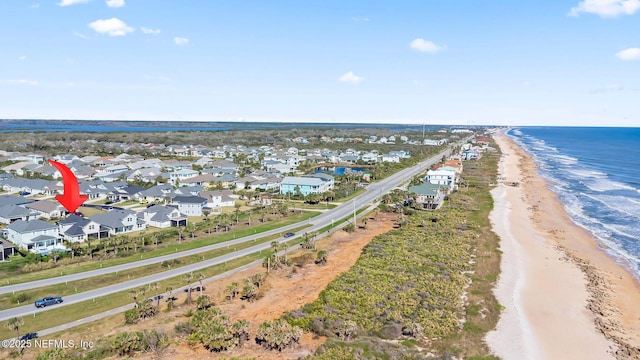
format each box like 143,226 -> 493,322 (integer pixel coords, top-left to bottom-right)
7,219 -> 64,255
24,200 -> 65,220
58,215 -> 106,243
171,196 -> 208,217
91,209 -> 146,235
198,190 -> 235,213
426,166 -> 459,188
138,205 -> 187,228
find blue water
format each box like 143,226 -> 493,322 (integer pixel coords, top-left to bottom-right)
508,127 -> 640,279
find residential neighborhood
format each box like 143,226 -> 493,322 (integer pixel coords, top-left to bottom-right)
0,128 -> 489,257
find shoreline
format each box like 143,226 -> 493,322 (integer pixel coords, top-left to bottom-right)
486,131 -> 640,359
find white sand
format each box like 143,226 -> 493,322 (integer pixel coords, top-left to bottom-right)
485,132 -> 615,359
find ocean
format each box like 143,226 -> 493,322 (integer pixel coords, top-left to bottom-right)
508,127 -> 640,280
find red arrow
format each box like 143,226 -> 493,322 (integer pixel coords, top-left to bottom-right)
48,160 -> 88,213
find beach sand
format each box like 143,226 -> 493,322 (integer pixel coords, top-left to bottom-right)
486,131 -> 640,359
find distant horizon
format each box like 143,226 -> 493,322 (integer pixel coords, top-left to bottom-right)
0,118 -> 638,129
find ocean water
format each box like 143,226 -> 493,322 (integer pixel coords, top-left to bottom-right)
508,127 -> 640,280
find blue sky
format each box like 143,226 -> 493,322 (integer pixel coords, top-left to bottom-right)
1,0 -> 639,126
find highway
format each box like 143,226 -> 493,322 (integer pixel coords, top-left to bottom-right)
0,145 -> 455,322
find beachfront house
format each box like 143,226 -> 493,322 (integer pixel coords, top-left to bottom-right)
426,166 -> 459,188
407,183 -> 448,210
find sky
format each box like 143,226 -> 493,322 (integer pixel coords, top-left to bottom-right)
1,0 -> 639,127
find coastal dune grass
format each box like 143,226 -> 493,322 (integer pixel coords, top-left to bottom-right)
289,146 -> 502,359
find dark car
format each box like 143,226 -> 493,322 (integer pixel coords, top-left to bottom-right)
146,295 -> 164,303
72,211 -> 84,217
284,232 -> 295,238
19,332 -> 38,341
35,296 -> 63,308
184,286 -> 205,292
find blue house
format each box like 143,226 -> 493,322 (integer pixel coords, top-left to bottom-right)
280,174 -> 334,196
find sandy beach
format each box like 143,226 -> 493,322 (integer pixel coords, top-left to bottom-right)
486,131 -> 640,359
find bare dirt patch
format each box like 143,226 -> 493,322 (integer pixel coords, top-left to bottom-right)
75,213 -> 394,360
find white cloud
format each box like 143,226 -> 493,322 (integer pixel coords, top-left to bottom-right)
140,26 -> 160,35
58,0 -> 89,6
410,38 -> 445,53
174,37 -> 189,46
141,27 -> 161,35
19,56 -> 27,60
338,71 -> 365,84
88,18 -> 134,36
30,3 -> 40,8
615,47 -> 640,60
6,79 -> 39,86
106,0 -> 124,7
352,17 -> 370,22
568,0 -> 640,17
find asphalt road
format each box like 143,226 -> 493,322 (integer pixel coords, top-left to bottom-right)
0,143 -> 459,322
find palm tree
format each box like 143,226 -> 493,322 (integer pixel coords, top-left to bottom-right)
226,282 -> 239,300
183,272 -> 194,305
5,317 -> 24,338
166,286 -> 174,310
86,237 -> 93,259
177,226 -> 184,244
197,273 -> 205,296
316,250 -> 329,265
150,282 -> 160,307
129,289 -> 138,306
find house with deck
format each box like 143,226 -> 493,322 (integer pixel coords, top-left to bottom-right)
6,219 -> 64,255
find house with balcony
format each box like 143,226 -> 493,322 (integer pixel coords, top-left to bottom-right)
58,214 -> 108,243
280,174 -> 334,196
408,183 -> 448,210
171,196 -> 208,217
425,166 -> 459,188
6,219 -> 64,255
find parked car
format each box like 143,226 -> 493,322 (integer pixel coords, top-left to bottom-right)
19,332 -> 38,341
34,296 -> 63,308
284,232 -> 295,238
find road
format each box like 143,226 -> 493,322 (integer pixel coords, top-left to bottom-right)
0,144 -> 457,322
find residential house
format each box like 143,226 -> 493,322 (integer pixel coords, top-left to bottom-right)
6,219 -> 63,255
58,215 -> 107,243
408,183 -> 448,210
138,205 -> 187,228
24,200 -> 65,220
171,196 -> 208,217
198,190 -> 235,213
170,168 -> 199,185
91,209 -> 146,235
426,166 -> 459,188
280,174 -> 334,196
0,204 -> 37,224
0,239 -> 16,261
